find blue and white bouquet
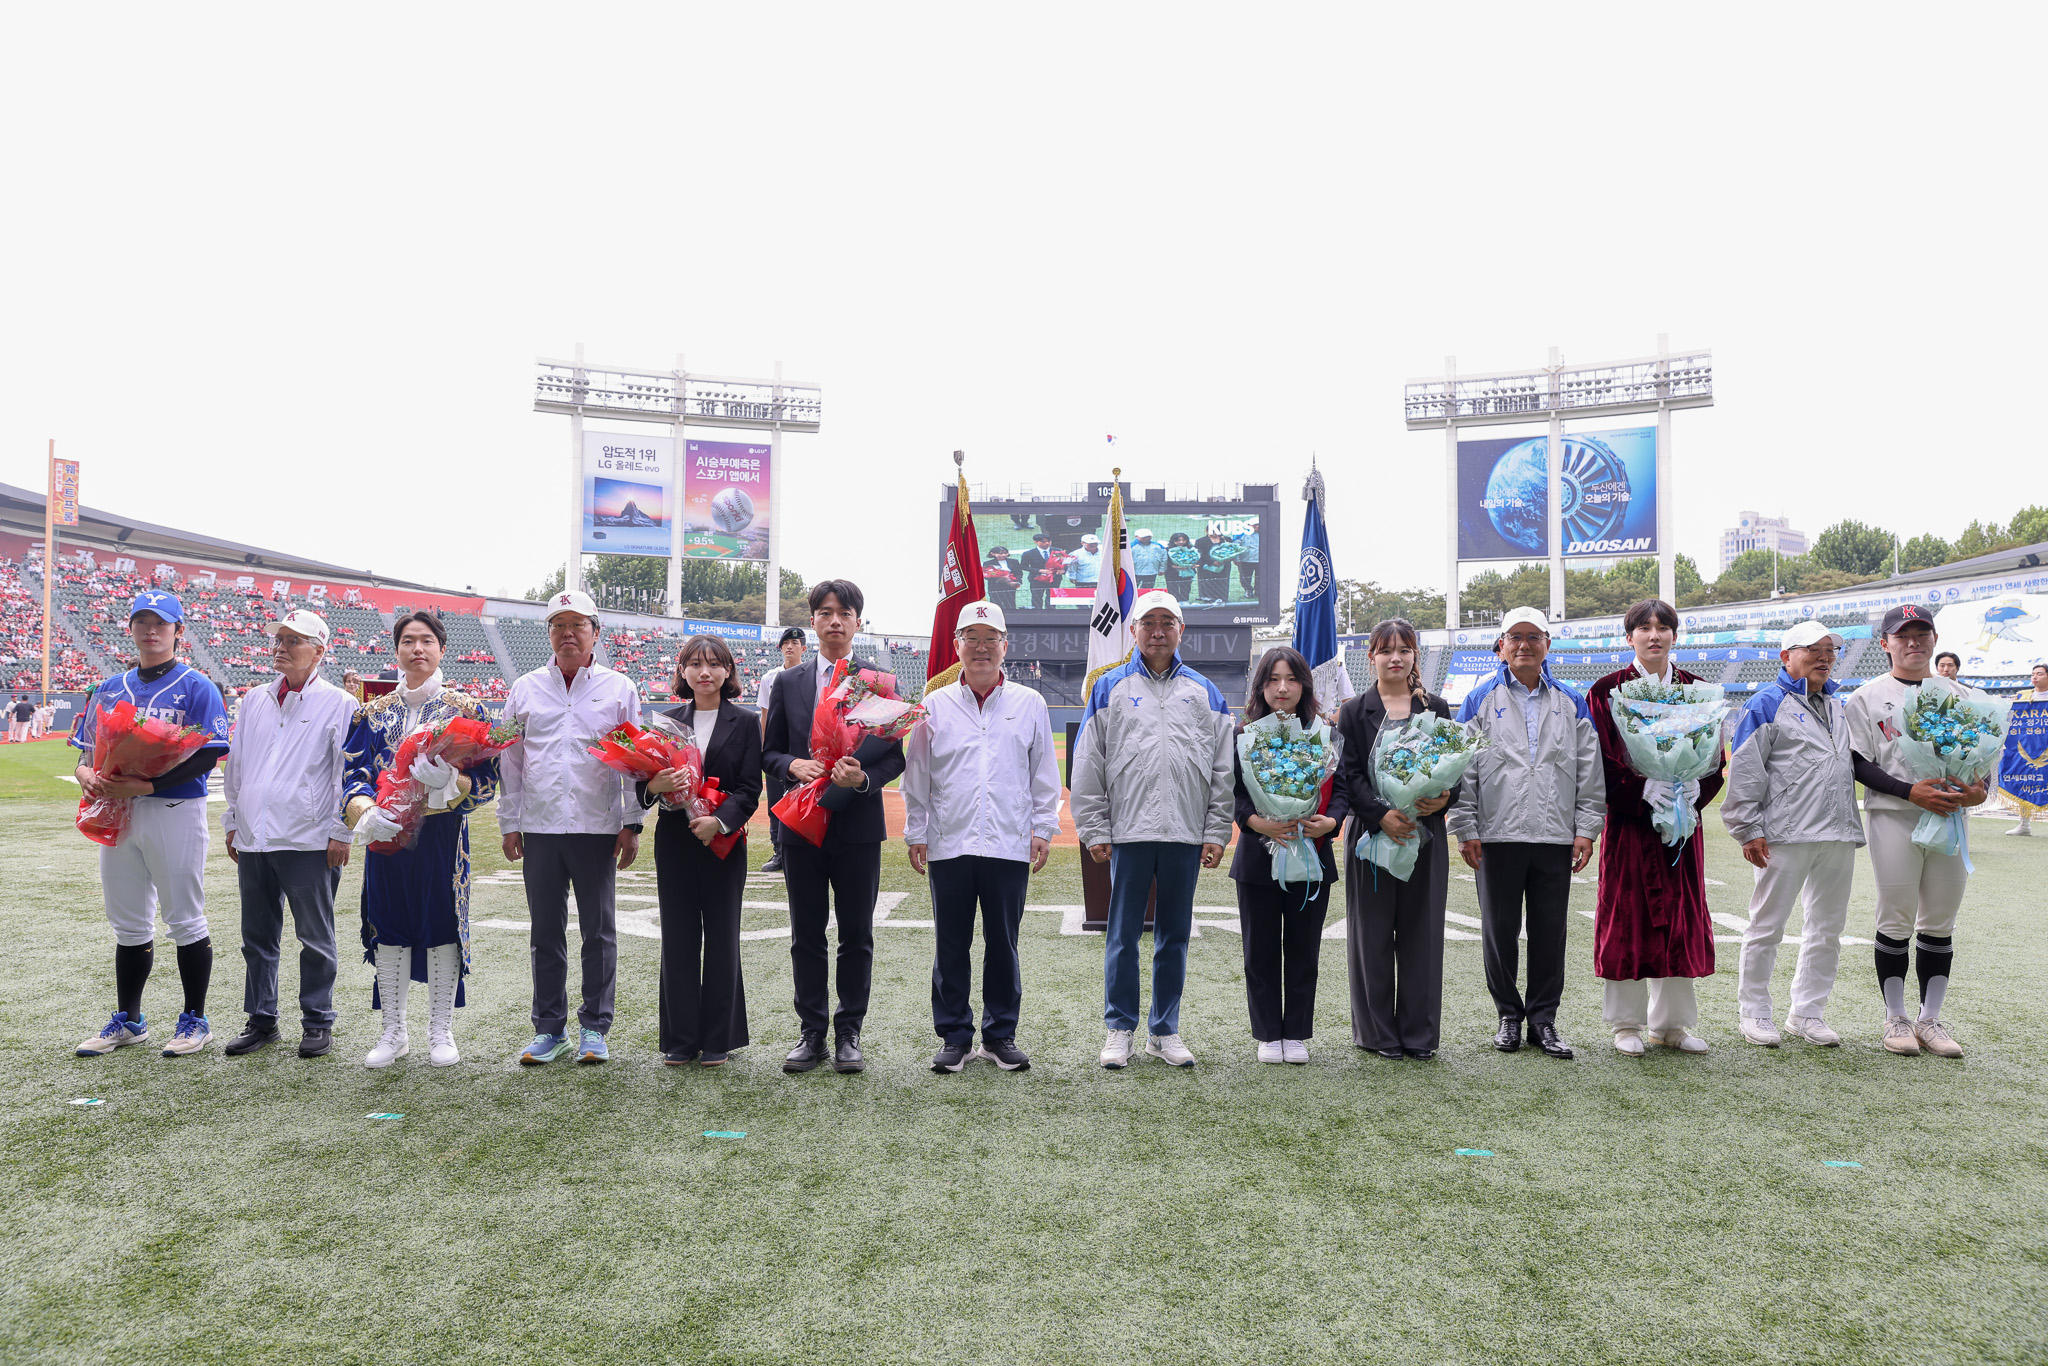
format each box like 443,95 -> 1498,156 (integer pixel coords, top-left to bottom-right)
1610,677 -> 1727,846
1237,713 -> 1343,887
1359,714 -> 1488,882
1897,686 -> 2011,859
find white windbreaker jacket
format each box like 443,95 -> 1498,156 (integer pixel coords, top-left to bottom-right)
901,677 -> 1063,863
1068,654 -> 1235,848
221,674 -> 357,852
498,660 -> 641,835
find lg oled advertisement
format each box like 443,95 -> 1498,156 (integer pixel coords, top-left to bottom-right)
1456,426 -> 1658,560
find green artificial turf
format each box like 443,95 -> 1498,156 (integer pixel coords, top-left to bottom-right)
2,747 -> 2045,1364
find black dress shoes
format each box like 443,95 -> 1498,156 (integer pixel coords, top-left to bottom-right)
782,1030 -> 828,1073
297,1028 -> 331,1058
1532,1021 -> 1575,1059
760,854 -> 785,874
833,1031 -> 866,1073
225,1021 -> 278,1056
1493,1015 -> 1523,1052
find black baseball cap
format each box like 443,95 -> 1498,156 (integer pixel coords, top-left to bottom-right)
778,627 -> 806,646
1880,604 -> 1935,636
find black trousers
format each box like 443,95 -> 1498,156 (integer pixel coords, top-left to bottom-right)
1475,841 -> 1573,1027
1345,830 -> 1448,1053
928,855 -> 1030,1045
1236,877 -> 1331,1041
523,833 -> 618,1036
655,820 -> 749,1056
1238,561 -> 1259,596
764,772 -> 789,853
1029,580 -> 1055,609
1198,569 -> 1231,601
782,836 -> 880,1036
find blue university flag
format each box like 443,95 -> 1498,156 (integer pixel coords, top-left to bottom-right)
1291,466 -> 1354,712
1999,697 -> 2048,817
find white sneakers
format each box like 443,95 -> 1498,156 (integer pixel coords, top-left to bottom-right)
1648,1027 -> 1709,1053
1740,1017 -> 1782,1048
1281,1039 -> 1309,1065
1099,1029 -> 1135,1069
1785,1015 -> 1840,1047
365,943 -> 410,1069
1914,1018 -> 1963,1058
1882,1015 -> 1921,1055
1145,1034 -> 1196,1067
1613,1029 -> 1647,1056
1256,1040 -> 1284,1064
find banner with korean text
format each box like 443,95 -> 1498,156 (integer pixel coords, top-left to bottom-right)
681,439 -> 771,561
582,432 -> 674,557
1998,698 -> 2048,818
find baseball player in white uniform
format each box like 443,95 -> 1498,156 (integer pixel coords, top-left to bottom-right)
72,592 -> 231,1058
1844,605 -> 1988,1058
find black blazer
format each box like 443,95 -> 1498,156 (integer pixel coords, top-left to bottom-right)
1227,721 -> 1352,885
760,655 -> 905,846
1335,686 -> 1459,863
637,700 -> 763,835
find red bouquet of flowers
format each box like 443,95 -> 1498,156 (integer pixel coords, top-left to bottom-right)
771,662 -> 926,848
367,714 -> 525,854
76,701 -> 216,847
586,717 -> 740,858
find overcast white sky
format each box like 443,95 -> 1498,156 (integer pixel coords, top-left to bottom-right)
5,5 -> 2042,631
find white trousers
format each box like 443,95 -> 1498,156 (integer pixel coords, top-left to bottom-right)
5,720 -> 24,742
1738,840 -> 1854,1022
1866,808 -> 1967,941
99,796 -> 210,948
1603,977 -> 1698,1034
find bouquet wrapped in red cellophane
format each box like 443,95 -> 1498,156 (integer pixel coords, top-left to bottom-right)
586,716 -> 741,858
367,714 -> 525,854
76,701 -> 214,847
771,661 -> 927,848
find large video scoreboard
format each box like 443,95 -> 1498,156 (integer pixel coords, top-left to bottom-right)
940,481 -> 1280,666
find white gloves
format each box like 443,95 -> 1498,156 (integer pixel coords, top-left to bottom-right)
355,806 -> 403,845
1646,779 -> 1700,814
414,755 -> 460,810
1682,779 -> 1701,810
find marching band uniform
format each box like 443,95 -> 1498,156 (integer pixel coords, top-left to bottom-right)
343,669 -> 499,1067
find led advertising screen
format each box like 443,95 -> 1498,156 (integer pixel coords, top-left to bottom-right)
955,498 -> 1279,626
1456,425 -> 1657,561
581,431 -> 673,557
680,438 -> 771,561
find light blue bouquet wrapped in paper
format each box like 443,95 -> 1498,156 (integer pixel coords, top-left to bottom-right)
1897,687 -> 2011,862
1609,677 -> 1728,846
1237,712 -> 1343,887
1358,713 -> 1488,882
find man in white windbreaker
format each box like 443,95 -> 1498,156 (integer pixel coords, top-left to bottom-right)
1844,605 -> 1988,1058
1069,590 -> 1235,1071
219,609 -> 357,1060
1448,607 -> 1605,1061
902,602 -> 1063,1075
1722,620 -> 1864,1049
498,589 -> 645,1068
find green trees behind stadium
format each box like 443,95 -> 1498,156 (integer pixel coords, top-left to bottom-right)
526,558 -> 809,623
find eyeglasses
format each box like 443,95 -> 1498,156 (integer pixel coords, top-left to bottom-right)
274,635 -> 319,650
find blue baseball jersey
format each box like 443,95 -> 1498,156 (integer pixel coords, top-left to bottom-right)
72,663 -> 231,801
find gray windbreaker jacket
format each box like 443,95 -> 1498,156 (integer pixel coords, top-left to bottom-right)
1446,666 -> 1606,845
1721,670 -> 1866,847
1069,654 -> 1236,848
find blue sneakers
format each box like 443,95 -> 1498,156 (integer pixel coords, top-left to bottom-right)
519,1032 -> 572,1066
76,1011 -> 149,1056
577,1028 -> 608,1064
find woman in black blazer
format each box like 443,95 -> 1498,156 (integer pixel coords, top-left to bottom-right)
641,635 -> 762,1066
1230,646 -> 1350,1065
1335,619 -> 1459,1059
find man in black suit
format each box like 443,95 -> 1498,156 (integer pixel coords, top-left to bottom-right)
1018,533 -> 1060,611
761,579 -> 905,1074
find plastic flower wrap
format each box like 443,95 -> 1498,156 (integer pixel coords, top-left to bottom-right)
368,713 -> 524,854
771,661 -> 925,848
1166,546 -> 1202,569
1897,687 -> 2012,859
76,700 -> 214,847
1237,713 -> 1343,887
1611,677 -> 1727,846
1031,550 -> 1071,584
1358,714 -> 1488,882
585,720 -> 691,783
1205,541 -> 1244,564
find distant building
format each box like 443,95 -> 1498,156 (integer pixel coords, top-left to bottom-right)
1719,511 -> 1808,574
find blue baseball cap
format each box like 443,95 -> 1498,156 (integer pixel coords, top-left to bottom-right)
128,590 -> 185,624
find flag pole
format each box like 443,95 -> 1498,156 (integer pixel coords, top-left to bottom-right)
41,439 -> 56,702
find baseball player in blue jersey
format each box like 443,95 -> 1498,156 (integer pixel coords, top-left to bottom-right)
72,591 -> 231,1058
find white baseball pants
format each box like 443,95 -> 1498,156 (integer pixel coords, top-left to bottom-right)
100,796 -> 210,948
1866,808 -> 1967,941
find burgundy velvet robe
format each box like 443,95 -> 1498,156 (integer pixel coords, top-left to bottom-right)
1587,665 -> 1726,981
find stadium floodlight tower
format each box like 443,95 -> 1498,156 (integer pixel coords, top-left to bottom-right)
533,344 -> 822,625
1403,334 -> 1712,630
